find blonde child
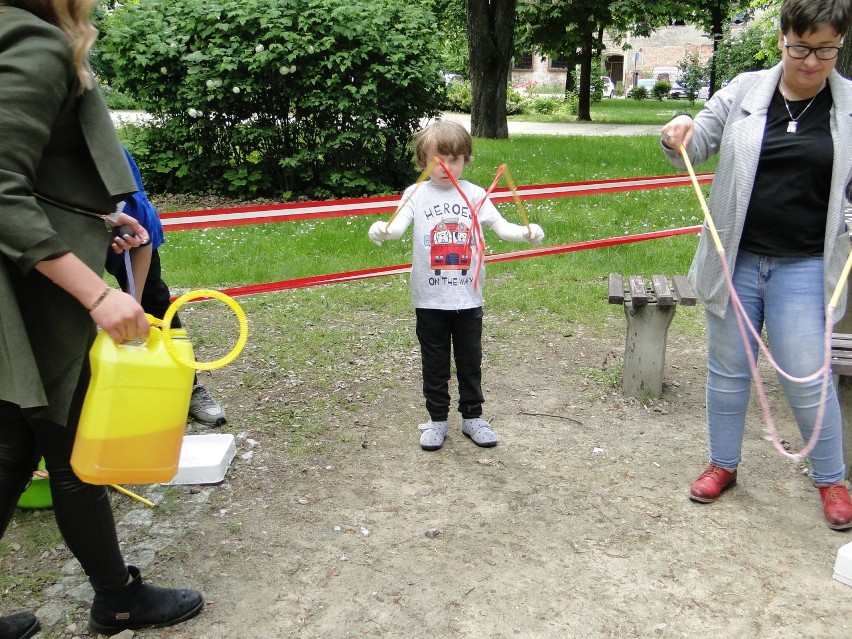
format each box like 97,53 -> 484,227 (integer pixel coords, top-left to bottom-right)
369,121 -> 543,451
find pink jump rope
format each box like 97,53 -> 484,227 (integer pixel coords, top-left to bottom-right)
679,144 -> 852,461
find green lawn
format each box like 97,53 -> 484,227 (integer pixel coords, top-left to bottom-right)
510,96 -> 704,125
149,133 -> 717,330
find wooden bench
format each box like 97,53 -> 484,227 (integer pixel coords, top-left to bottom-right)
608,274 -> 697,399
830,332 -> 852,480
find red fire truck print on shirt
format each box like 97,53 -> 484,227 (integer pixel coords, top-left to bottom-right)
429,219 -> 472,276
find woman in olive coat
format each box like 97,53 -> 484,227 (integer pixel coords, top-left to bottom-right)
0,2 -> 203,637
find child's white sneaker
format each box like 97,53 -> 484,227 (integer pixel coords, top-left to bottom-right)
461,418 -> 498,447
419,420 -> 448,451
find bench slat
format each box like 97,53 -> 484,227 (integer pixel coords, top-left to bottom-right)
830,333 -> 852,375
671,275 -> 697,307
831,357 -> 852,376
628,275 -> 648,307
651,274 -> 674,306
608,273 -> 624,304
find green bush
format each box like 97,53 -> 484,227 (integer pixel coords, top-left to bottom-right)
631,86 -> 648,100
529,96 -> 559,115
506,84 -> 528,115
563,91 -> 579,115
652,80 -> 671,101
98,0 -> 445,199
445,80 -> 472,112
99,84 -> 141,110
439,80 -> 531,116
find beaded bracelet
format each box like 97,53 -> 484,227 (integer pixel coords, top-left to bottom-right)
88,286 -> 112,311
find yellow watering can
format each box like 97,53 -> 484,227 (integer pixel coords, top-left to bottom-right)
71,290 -> 248,485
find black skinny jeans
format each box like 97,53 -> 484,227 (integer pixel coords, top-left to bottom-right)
0,363 -> 129,592
415,307 -> 484,422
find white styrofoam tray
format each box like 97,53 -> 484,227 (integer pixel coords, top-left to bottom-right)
169,434 -> 236,485
834,541 -> 852,587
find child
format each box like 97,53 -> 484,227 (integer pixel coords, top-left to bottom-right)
105,149 -> 227,426
368,121 -> 544,451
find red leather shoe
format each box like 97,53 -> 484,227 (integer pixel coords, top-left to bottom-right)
689,464 -> 737,503
818,483 -> 852,531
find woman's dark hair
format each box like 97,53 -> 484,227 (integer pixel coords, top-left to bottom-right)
780,0 -> 852,37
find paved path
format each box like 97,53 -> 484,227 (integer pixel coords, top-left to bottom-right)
110,110 -> 662,137
439,112 -> 661,137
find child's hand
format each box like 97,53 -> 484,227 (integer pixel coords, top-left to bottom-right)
109,213 -> 150,254
525,224 -> 544,245
368,221 -> 389,246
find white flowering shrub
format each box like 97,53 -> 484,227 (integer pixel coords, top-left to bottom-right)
99,0 -> 444,198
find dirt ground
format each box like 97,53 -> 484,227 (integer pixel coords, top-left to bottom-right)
3,303 -> 852,639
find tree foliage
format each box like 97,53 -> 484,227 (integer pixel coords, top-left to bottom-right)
423,0 -> 469,76
516,1 -> 685,121
98,0 -> 445,198
714,16 -> 780,85
666,1 -> 765,97
678,53 -> 707,103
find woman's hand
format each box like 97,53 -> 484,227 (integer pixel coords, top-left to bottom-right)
661,115 -> 695,152
89,288 -> 150,343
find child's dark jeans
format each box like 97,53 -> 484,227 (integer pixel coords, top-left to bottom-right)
415,307 -> 484,422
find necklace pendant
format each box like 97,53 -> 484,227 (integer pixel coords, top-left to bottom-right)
787,120 -> 798,133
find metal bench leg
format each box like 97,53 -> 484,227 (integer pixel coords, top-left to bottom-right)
622,303 -> 676,398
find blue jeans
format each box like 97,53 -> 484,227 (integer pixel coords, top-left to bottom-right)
705,250 -> 846,484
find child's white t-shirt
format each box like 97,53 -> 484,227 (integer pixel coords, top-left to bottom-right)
396,179 -> 504,310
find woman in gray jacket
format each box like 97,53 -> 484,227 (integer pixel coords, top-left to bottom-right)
0,1 -> 203,637
661,0 -> 852,530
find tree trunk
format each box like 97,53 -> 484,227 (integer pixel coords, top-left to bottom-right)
707,2 -> 725,99
466,0 -> 517,139
563,54 -> 579,94
576,34 -> 594,121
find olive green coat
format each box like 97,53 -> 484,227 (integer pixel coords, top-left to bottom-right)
0,6 -> 137,424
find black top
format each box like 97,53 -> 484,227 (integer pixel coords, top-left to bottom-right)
740,85 -> 833,257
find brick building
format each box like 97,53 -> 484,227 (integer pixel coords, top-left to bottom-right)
511,23 -> 737,92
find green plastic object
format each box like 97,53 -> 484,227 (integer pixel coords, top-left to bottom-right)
17,459 -> 53,509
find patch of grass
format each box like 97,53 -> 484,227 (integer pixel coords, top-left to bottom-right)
153,485 -> 185,515
509,98 -> 704,125
581,360 -> 624,390
0,513 -> 63,607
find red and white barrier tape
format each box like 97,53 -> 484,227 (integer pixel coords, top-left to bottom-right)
160,173 -> 713,231
215,225 -> 702,299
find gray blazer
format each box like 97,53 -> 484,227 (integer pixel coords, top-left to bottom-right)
663,63 -> 852,321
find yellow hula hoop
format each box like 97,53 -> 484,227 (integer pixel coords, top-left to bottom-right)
160,289 -> 248,371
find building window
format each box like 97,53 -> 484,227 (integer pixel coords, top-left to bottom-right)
514,51 -> 533,70
549,55 -> 569,69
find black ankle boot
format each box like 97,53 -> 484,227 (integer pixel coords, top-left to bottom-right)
0,612 -> 39,639
88,566 -> 204,635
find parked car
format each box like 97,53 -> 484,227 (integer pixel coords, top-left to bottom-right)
697,84 -> 710,100
442,71 -> 464,85
625,78 -> 656,98
599,76 -> 615,98
668,82 -> 688,99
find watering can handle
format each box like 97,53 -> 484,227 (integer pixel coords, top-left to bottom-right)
146,314 -> 166,329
